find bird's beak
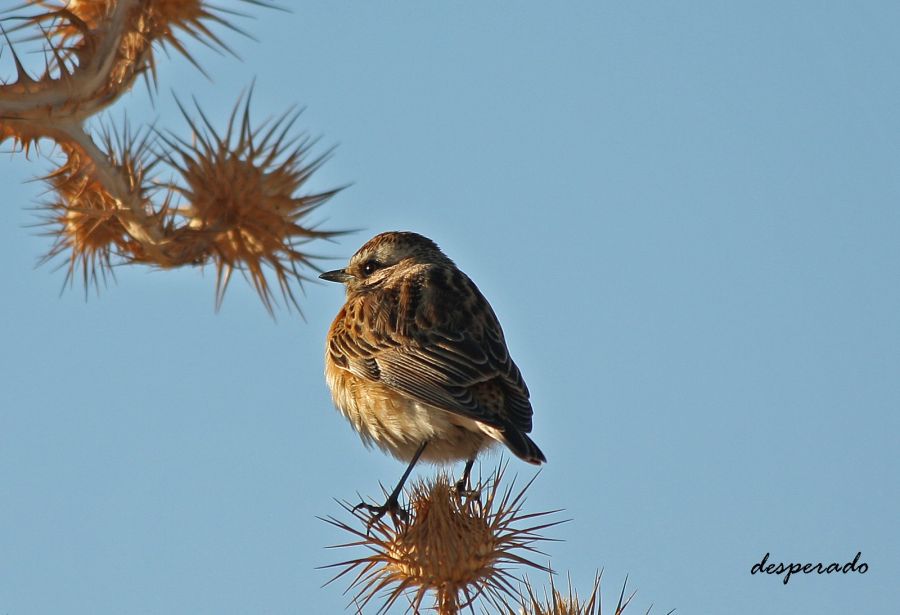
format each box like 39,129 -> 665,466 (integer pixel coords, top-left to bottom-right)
319,268 -> 354,283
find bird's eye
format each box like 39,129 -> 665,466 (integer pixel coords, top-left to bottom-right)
361,260 -> 381,276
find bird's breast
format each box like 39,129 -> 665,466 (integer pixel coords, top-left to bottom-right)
324,354 -> 493,463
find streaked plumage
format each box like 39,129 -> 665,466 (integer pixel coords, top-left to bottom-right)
322,232 -> 545,508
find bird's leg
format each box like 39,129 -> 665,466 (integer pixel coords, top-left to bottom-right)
355,440 -> 428,526
455,457 -> 476,495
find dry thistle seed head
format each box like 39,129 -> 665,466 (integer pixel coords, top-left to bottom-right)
41,191 -> 126,289
37,137 -> 147,290
115,0 -> 258,82
27,0 -> 252,57
38,0 -> 113,27
18,0 -> 271,101
160,92 -> 342,312
515,571 -> 658,615
517,572 -> 605,615
390,480 -> 497,590
323,467 -> 559,615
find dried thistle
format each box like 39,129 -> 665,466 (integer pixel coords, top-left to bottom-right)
517,572 -> 673,615
36,122 -> 155,290
517,572 -> 605,615
16,0 -> 273,93
323,467 -> 560,614
157,91 -> 343,312
2,1 -> 344,312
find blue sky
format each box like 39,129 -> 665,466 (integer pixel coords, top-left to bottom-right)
1,1 -> 898,613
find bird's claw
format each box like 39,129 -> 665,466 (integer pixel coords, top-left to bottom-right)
454,476 -> 481,500
354,496 -> 410,527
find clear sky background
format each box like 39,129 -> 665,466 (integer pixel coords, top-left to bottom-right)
1,1 -> 898,613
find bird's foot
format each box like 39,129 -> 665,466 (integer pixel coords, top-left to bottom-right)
454,477 -> 480,500
353,494 -> 409,527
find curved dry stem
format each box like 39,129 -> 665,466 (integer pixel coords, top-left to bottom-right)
0,0 -> 142,121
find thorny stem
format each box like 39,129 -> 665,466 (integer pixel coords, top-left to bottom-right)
0,0 -> 142,121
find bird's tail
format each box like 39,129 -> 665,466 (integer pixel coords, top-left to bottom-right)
501,426 -> 546,465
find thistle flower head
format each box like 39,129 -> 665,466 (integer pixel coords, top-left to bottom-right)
518,571 -> 670,615
324,467 -> 559,614
159,91 -> 342,312
40,192 -> 122,290
25,0 -> 257,60
37,125 -> 153,290
40,0 -> 113,28
8,0 -> 273,109
519,572 -> 607,615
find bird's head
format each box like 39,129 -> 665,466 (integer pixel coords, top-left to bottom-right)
319,231 -> 454,291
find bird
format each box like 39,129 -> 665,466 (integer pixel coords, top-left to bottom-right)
320,231 -> 545,522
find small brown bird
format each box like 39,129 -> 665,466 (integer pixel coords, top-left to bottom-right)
321,231 -> 545,520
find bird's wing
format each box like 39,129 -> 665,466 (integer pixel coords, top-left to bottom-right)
327,266 -> 534,433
